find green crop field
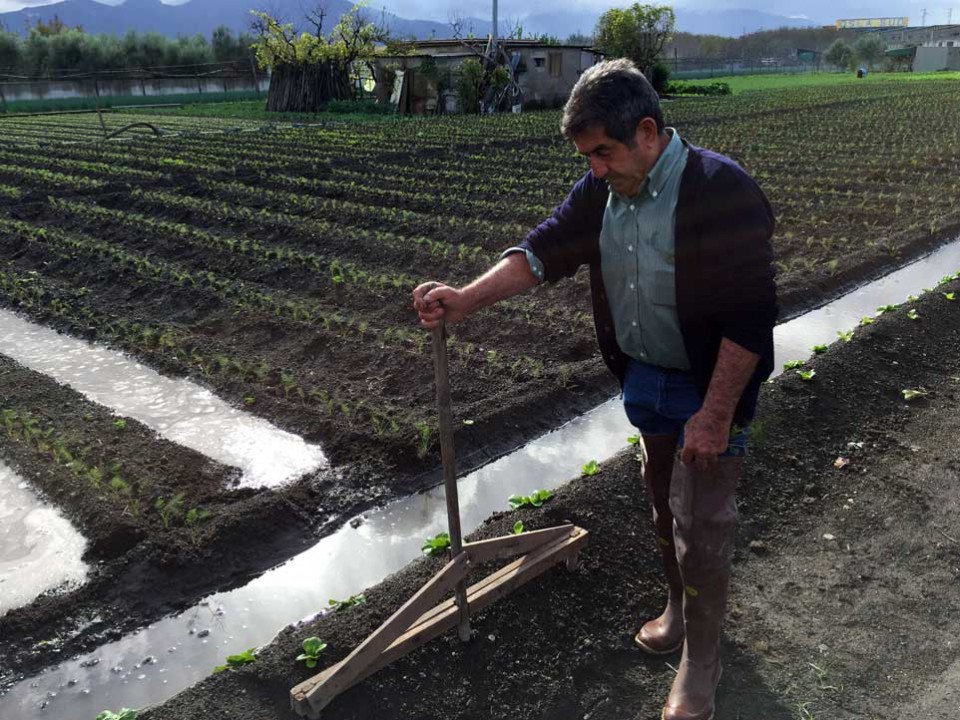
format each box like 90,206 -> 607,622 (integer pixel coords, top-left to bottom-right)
673,69 -> 960,93
0,77 -> 958,490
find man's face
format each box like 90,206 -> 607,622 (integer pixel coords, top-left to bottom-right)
573,119 -> 661,198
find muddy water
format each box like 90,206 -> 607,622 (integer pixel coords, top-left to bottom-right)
0,310 -> 326,488
2,237 -> 959,718
0,461 -> 88,616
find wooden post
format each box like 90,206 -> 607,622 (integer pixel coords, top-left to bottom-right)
431,324 -> 471,642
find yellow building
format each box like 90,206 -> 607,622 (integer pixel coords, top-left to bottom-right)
836,17 -> 909,29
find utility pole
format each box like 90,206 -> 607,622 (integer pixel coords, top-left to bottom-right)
491,0 -> 498,52
948,8 -> 953,24
921,8 -> 927,26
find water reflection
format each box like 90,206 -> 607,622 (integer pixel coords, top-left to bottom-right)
0,461 -> 88,616
0,310 -> 327,487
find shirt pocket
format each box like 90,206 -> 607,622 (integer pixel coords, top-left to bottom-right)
649,269 -> 677,307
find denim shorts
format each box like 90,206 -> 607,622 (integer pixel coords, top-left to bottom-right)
622,358 -> 749,456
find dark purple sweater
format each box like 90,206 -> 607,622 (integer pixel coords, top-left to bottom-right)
518,142 -> 778,427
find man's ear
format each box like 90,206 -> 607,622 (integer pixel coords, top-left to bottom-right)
635,117 -> 659,147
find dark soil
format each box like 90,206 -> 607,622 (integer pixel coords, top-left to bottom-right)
141,276 -> 960,720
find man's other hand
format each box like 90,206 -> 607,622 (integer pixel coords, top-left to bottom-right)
412,282 -> 469,328
680,409 -> 731,471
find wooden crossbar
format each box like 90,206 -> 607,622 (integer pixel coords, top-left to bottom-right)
290,526 -> 588,718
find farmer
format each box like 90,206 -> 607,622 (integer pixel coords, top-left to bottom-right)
412,58 -> 777,720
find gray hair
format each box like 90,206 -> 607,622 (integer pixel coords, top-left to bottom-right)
561,58 -> 664,145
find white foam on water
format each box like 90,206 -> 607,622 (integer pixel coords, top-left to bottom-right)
0,310 -> 327,487
0,460 -> 88,616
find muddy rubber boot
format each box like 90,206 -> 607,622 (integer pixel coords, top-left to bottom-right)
635,438 -> 685,655
661,456 -> 741,720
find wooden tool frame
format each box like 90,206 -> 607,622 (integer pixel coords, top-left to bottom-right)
290,324 -> 589,718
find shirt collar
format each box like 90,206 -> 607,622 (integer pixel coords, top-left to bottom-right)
609,127 -> 683,207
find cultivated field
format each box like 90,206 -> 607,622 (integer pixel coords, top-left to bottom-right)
2,77 -> 960,707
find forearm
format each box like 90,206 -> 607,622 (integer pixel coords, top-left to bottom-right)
701,337 -> 760,423
462,253 -> 540,314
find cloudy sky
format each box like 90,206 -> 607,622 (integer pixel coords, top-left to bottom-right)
0,0 -> 954,25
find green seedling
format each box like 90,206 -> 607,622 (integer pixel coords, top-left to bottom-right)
901,388 -> 929,401
297,637 -> 328,669
907,309 -> 919,320
797,369 -> 816,381
859,316 -> 875,326
414,420 -> 432,458
155,493 -> 185,529
626,434 -> 640,445
421,532 -> 450,557
213,648 -> 256,673
811,344 -> 828,354
945,292 -> 956,301
243,395 -> 256,406
783,359 -> 805,371
513,520 -> 525,535
581,459 -> 600,476
508,489 -> 554,510
907,294 -> 918,301
184,508 -> 211,526
95,710 -> 138,720
113,418 -> 127,431
328,594 -> 366,612
836,330 -> 854,342
876,304 -> 897,314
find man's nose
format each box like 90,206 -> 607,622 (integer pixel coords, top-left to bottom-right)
590,158 -> 608,179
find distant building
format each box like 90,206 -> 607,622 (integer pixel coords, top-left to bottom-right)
372,39 -> 602,114
836,17 -> 909,29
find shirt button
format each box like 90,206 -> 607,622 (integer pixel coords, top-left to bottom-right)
627,245 -> 633,252
632,320 -> 638,327
651,190 -> 659,198
629,283 -> 635,290
629,204 -> 635,211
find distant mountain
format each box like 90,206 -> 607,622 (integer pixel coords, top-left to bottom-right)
0,0 -> 460,38
0,0 -> 821,40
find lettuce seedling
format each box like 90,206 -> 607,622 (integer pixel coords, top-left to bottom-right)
945,292 -> 956,301
421,532 -> 450,557
513,520 -> 524,535
783,359 -> 805,371
907,309 -> 919,320
901,388 -> 929,401
508,489 -> 554,510
837,330 -> 854,342
95,710 -> 137,720
812,344 -> 828,354
297,637 -> 328,669
113,418 -> 127,431
626,435 -> 640,446
860,316 -> 875,326
876,304 -> 897,314
329,594 -> 366,612
797,369 -> 816,381
213,648 -> 256,673
581,460 -> 600,476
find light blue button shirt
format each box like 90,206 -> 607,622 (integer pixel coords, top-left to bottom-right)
601,128 -> 690,370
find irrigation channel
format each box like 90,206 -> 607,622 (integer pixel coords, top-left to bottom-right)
0,461 -> 87,616
2,236 -> 960,719
0,310 -> 327,488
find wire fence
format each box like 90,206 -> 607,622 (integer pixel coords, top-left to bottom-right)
0,61 -> 269,114
668,57 -> 821,80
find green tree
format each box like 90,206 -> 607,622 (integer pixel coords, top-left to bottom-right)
0,30 -> 22,71
824,38 -> 853,71
594,3 -> 675,76
853,33 -> 886,69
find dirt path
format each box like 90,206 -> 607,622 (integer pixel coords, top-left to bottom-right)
141,275 -> 960,720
